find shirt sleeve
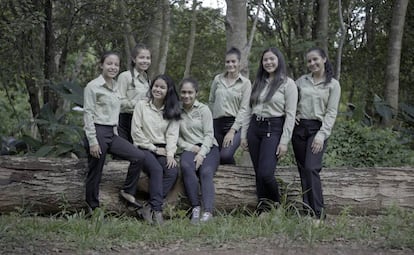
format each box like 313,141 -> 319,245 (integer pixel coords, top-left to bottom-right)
315,80 -> 341,141
166,120 -> 179,157
177,136 -> 194,151
208,76 -> 218,112
83,84 -> 98,146
280,80 -> 298,145
198,106 -> 215,157
232,80 -> 252,132
118,72 -> 134,111
131,102 -> 157,152
240,104 -> 251,140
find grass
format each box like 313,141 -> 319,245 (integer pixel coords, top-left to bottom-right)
1,205 -> 413,253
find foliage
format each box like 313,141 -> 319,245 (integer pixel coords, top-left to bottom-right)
324,120 -> 414,167
1,206 -> 413,253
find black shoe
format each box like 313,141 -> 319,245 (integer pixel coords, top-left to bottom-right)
120,190 -> 142,209
138,204 -> 153,224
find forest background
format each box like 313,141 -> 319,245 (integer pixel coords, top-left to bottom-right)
0,0 -> 413,167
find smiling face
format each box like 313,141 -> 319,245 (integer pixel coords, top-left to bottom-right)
134,49 -> 151,72
180,82 -> 197,108
306,50 -> 326,75
100,54 -> 120,80
224,53 -> 240,75
262,51 -> 279,75
151,78 -> 168,102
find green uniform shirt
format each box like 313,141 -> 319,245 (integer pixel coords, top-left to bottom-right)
131,100 -> 179,157
83,75 -> 120,146
296,73 -> 341,141
178,100 -> 218,157
208,72 -> 252,131
118,70 -> 149,113
242,77 -> 298,145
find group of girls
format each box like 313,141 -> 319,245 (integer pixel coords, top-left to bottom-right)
83,43 -> 340,225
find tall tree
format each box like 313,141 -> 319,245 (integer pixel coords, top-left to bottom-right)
183,0 -> 199,79
383,0 -> 409,126
225,0 -> 248,76
315,0 -> 329,53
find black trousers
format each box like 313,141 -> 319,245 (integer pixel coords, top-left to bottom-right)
213,117 -> 241,164
85,124 -> 145,209
141,149 -> 179,211
292,119 -> 327,219
247,115 -> 285,203
180,146 -> 220,212
118,113 -> 133,143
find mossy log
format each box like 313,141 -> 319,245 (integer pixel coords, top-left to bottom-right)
0,156 -> 413,215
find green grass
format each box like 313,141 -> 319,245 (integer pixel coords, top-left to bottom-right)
1,206 -> 413,253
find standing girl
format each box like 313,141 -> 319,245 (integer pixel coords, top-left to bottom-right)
118,43 -> 151,143
241,47 -> 298,214
131,74 -> 181,224
292,47 -> 341,220
179,78 -> 220,223
83,51 -> 145,211
209,47 -> 251,164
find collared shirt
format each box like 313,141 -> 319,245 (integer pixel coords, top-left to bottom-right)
208,72 -> 252,131
118,69 -> 150,113
241,78 -> 298,145
296,73 -> 341,141
178,100 -> 218,157
83,75 -> 120,146
131,100 -> 179,157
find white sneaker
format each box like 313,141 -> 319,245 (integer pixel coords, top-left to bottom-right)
200,212 -> 213,222
191,206 -> 201,224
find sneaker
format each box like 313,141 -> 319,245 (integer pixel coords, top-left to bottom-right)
153,211 -> 164,225
200,212 -> 213,222
190,206 -> 201,224
120,190 -> 142,209
139,204 -> 153,224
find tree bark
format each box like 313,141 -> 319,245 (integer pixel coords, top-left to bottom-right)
225,0 -> 248,76
335,0 -> 346,80
383,0 -> 409,126
315,0 -> 329,54
0,156 -> 413,215
183,0 -> 199,79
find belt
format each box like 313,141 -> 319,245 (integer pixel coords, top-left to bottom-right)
254,114 -> 281,122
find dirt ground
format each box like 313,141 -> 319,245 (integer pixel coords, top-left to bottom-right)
2,237 -> 413,255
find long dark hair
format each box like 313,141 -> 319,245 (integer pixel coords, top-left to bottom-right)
130,43 -> 150,87
250,47 -> 287,106
306,47 -> 334,85
149,74 -> 182,120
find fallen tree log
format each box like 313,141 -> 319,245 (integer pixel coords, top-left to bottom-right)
0,156 -> 413,215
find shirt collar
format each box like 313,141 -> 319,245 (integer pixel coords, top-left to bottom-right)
97,75 -> 117,91
221,72 -> 243,83
148,100 -> 165,111
305,73 -> 326,85
181,100 -> 200,112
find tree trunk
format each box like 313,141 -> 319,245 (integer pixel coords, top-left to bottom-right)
335,0 -> 346,80
183,0 -> 199,79
148,0 -> 171,78
225,0 -> 248,76
383,0 -> 409,126
1,156 -> 413,215
315,0 -> 329,54
119,0 -> 137,64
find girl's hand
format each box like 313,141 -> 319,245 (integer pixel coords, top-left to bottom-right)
276,144 -> 287,159
240,138 -> 248,151
155,147 -> 167,156
223,129 -> 235,148
311,138 -> 324,154
166,156 -> 177,169
194,153 -> 204,169
191,145 -> 201,153
90,144 -> 102,158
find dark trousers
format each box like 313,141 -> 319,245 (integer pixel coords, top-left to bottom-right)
118,113 -> 133,143
180,146 -> 220,212
292,119 -> 327,219
247,116 -> 285,203
85,124 -> 145,209
213,117 -> 241,164
142,149 -> 179,211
